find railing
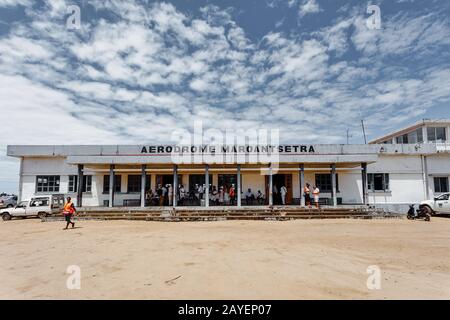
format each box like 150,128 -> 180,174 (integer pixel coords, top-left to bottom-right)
435,143 -> 450,152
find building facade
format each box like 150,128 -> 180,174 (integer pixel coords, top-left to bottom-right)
6,120 -> 450,212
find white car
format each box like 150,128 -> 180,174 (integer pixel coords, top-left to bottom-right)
420,193 -> 450,215
1,194 -> 65,221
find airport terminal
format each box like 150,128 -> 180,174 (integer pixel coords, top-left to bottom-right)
6,120 -> 450,212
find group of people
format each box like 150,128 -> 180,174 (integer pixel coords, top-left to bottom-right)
145,184 -> 175,206
304,183 -> 320,208
143,183 -> 321,207
144,183 -> 267,206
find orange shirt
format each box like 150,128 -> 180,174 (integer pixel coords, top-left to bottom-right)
63,201 -> 75,214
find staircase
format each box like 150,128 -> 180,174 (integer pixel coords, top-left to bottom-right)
42,206 -> 402,222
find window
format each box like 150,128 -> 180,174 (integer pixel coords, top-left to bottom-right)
127,175 -> 141,193
427,127 -> 447,142
436,194 -> 449,201
189,174 -> 206,191
368,173 -> 390,192
16,201 -> 28,208
396,134 -> 408,144
36,176 -> 60,193
126,175 -> 151,193
68,176 -> 77,193
315,174 -> 339,193
30,197 -> 49,207
395,129 -> 424,144
68,175 -> 92,192
103,175 -> 122,193
434,177 -> 449,193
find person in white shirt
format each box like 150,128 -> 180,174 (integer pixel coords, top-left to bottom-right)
280,185 -> 287,205
245,188 -> 254,205
179,185 -> 185,205
313,185 -> 320,209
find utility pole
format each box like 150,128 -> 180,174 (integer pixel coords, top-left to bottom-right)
361,119 -> 367,144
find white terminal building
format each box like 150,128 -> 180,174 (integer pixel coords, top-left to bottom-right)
6,120 -> 450,212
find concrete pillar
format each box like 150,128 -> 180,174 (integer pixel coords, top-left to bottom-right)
361,162 -> 368,205
205,164 -> 209,207
422,156 -> 430,199
237,164 -> 241,207
18,157 -> 24,202
77,164 -> 84,207
109,165 -> 115,208
173,165 -> 178,207
140,164 -> 146,208
331,164 -> 337,207
299,164 -> 305,206
269,165 -> 273,206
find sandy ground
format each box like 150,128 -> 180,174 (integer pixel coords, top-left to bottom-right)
1,217 -> 450,300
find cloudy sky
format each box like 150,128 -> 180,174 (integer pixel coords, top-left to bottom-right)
0,0 -> 450,193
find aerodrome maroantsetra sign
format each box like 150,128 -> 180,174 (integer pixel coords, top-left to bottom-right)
141,145 -> 316,154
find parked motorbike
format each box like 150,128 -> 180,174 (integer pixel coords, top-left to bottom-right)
407,204 -> 431,221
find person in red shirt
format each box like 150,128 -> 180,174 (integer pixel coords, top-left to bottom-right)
63,196 -> 76,230
229,184 -> 236,205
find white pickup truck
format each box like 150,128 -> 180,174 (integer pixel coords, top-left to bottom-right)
420,193 -> 450,215
1,194 -> 65,221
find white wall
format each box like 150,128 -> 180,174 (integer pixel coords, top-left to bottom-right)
18,151 -> 450,207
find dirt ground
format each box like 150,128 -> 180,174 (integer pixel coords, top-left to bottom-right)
1,217 -> 450,300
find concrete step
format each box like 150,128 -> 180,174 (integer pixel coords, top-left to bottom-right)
42,212 -> 401,222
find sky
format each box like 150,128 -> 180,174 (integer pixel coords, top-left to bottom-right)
0,0 -> 450,194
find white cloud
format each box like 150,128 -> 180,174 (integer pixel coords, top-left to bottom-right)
299,0 -> 321,17
0,0 -> 30,7
0,0 -> 450,193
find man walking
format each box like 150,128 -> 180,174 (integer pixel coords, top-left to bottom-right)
63,196 -> 76,230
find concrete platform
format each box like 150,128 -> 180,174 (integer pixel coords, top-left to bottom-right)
42,205 -> 402,222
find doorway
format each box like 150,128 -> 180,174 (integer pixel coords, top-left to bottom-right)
265,174 -> 293,205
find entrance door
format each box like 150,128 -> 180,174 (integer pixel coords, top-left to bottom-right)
265,174 -> 293,205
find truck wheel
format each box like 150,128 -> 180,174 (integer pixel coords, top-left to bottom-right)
38,212 -> 47,219
2,213 -> 12,221
422,205 -> 433,216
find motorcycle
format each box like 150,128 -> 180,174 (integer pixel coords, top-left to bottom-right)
407,204 -> 431,221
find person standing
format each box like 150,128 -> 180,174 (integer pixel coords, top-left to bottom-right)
218,186 -> 224,205
304,183 -> 311,208
179,184 -> 185,206
168,184 -> 173,206
198,184 -> 204,203
157,184 -> 164,206
256,190 -> 264,205
211,186 -> 218,205
229,184 -> 236,205
272,184 -> 278,205
62,196 -> 76,230
313,185 -> 320,209
280,185 -> 287,205
245,188 -> 254,205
